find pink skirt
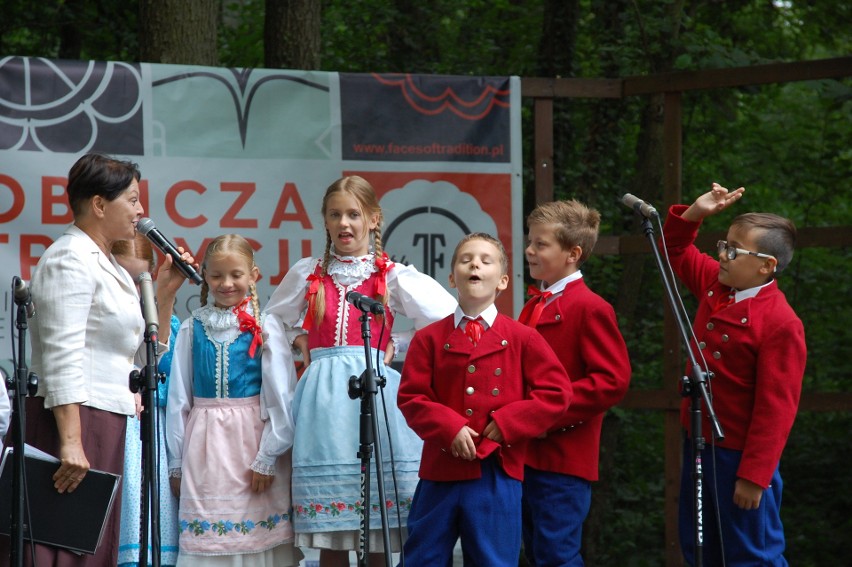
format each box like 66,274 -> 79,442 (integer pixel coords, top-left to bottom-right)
178,396 -> 295,557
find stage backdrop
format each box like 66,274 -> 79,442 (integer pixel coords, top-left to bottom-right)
0,57 -> 522,345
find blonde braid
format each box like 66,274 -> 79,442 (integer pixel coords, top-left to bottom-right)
200,280 -> 210,306
314,232 -> 333,324
373,227 -> 388,306
249,281 -> 263,347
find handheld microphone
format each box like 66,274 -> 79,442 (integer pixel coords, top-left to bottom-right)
621,193 -> 658,219
345,290 -> 385,315
13,276 -> 35,318
137,272 -> 159,335
136,218 -> 203,285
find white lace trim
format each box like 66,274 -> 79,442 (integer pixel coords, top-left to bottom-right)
334,280 -> 349,346
328,253 -> 376,287
250,459 -> 276,476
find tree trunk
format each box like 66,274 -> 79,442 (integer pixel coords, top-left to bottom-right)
264,0 -> 321,70
139,0 -> 219,66
57,0 -> 85,60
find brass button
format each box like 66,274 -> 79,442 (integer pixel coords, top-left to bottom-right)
444,343 -> 450,350
491,388 -> 499,396
741,318 -> 748,324
554,314 -> 561,321
466,387 -> 474,395
721,334 -> 729,342
501,340 -> 508,346
698,341 -> 706,349
707,290 -> 714,297
706,322 -> 714,330
468,365 -> 476,373
465,408 -> 473,416
712,351 -> 721,359
494,368 -> 502,376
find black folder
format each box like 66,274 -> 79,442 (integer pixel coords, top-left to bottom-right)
0,445 -> 121,555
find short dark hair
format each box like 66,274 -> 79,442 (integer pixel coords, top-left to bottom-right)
451,232 -> 509,275
730,212 -> 797,273
66,153 -> 141,217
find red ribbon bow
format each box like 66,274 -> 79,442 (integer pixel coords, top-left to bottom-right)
374,252 -> 393,297
518,285 -> 552,327
302,272 -> 323,330
233,298 -> 262,358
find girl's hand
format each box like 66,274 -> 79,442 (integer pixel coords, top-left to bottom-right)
293,334 -> 311,367
383,342 -> 395,366
169,476 -> 181,498
683,183 -> 745,222
134,392 -> 143,419
251,471 -> 274,493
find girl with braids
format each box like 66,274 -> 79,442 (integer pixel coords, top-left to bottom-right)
264,175 -> 456,566
165,234 -> 302,566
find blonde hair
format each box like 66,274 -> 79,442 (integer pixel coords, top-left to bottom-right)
526,200 -> 601,265
112,232 -> 155,272
313,175 -> 386,323
199,234 -> 261,318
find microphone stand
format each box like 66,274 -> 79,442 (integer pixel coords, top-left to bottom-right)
129,322 -> 163,567
347,311 -> 393,567
639,214 -> 724,567
7,292 -> 39,567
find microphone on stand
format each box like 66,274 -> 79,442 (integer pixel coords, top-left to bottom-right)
621,193 -> 659,219
12,277 -> 35,318
136,218 -> 203,285
137,272 -> 159,336
345,290 -> 385,315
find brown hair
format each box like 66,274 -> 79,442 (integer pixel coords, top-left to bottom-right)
730,213 -> 797,273
199,234 -> 261,319
526,200 -> 601,265
451,232 -> 509,276
313,175 -> 386,323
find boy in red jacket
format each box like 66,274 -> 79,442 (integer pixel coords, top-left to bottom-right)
520,200 -> 632,566
663,183 -> 806,566
398,232 -> 572,567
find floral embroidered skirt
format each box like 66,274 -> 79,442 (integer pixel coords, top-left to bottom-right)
178,396 -> 295,556
291,346 -> 422,551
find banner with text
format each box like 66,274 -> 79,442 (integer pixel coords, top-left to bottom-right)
0,57 -> 522,343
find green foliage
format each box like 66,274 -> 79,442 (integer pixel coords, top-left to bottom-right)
219,0 -> 265,68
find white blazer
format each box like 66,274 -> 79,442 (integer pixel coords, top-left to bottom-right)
30,225 -> 145,416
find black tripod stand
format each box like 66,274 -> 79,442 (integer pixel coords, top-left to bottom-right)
7,277 -> 39,567
128,272 -> 164,567
347,309 -> 394,567
637,213 -> 724,567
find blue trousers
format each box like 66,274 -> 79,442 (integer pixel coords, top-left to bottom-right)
679,440 -> 787,566
402,457 -> 521,567
521,466 -> 591,567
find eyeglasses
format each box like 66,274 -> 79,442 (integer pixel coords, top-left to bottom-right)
716,240 -> 776,261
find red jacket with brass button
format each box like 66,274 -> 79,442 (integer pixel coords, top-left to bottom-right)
663,205 -> 807,488
523,279 -> 632,482
398,312 -> 572,482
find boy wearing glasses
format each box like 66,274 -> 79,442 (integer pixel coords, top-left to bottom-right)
663,183 -> 806,566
